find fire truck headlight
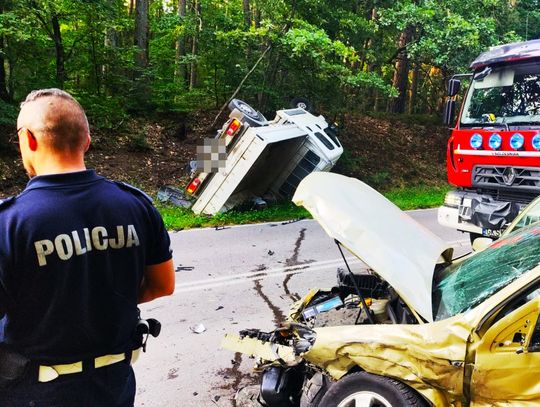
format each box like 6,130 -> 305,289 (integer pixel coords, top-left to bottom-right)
470,133 -> 483,149
488,133 -> 502,150
444,191 -> 462,208
510,133 -> 524,150
532,133 -> 540,150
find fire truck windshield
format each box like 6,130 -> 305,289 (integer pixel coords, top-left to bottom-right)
461,61 -> 540,128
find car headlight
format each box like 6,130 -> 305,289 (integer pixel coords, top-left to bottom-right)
510,133 -> 524,150
489,133 -> 502,150
444,191 -> 462,208
532,133 -> 540,150
470,133 -> 483,149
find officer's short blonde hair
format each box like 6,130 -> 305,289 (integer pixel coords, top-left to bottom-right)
21,88 -> 89,153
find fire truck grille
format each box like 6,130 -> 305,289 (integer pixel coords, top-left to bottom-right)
474,188 -> 537,206
472,166 -> 540,193
279,150 -> 321,198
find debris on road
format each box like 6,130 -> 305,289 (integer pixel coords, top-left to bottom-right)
175,265 -> 195,272
189,323 -> 207,334
156,185 -> 191,208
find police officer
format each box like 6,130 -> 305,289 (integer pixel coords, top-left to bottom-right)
0,89 -> 175,406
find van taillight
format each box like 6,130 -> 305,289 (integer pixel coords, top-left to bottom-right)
186,178 -> 201,194
225,119 -> 241,137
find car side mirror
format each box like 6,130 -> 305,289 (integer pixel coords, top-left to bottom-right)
447,79 -> 461,97
472,237 -> 492,252
443,100 -> 456,126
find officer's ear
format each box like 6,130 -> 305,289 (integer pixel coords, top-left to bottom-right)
24,129 -> 38,152
84,134 -> 91,153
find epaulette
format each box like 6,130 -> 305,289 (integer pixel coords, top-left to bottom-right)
114,181 -> 154,204
0,196 -> 15,211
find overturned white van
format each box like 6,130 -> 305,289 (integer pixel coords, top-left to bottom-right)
186,99 -> 343,215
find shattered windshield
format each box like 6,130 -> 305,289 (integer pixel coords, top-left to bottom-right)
461,61 -> 540,127
433,224 -> 540,321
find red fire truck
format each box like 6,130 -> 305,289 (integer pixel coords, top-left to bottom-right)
438,39 -> 540,242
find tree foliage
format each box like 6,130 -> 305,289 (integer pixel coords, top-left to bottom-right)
0,0 -> 536,128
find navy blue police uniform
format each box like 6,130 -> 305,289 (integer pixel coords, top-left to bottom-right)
0,169 -> 172,407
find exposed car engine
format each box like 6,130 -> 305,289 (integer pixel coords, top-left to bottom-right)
295,268 -> 418,328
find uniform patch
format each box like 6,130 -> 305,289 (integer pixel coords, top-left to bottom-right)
34,224 -> 140,267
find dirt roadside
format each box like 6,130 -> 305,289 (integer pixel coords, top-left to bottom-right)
0,112 -> 450,198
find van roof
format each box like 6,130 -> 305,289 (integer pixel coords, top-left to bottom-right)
470,39 -> 540,70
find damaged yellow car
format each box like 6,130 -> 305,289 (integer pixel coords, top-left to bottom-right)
222,172 -> 540,407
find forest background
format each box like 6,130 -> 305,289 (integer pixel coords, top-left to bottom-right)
1,0 -> 539,207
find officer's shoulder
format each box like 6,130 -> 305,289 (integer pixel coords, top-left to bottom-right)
112,181 -> 154,205
0,196 -> 16,212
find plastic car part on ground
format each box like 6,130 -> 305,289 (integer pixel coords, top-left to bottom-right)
157,185 -> 192,208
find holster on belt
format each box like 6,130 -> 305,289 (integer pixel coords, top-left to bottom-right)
134,318 -> 161,352
0,344 -> 30,389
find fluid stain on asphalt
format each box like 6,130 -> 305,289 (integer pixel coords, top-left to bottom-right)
217,352 -> 257,407
250,264 -> 285,324
283,228 -> 314,301
253,277 -> 286,324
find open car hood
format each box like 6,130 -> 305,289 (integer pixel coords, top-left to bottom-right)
292,173 -> 453,322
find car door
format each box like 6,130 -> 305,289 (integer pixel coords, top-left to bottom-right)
470,287 -> 540,405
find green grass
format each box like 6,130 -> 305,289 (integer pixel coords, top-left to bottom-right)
156,201 -> 311,230
383,184 -> 451,211
157,184 -> 451,230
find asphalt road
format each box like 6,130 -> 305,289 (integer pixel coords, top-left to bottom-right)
134,208 -> 470,407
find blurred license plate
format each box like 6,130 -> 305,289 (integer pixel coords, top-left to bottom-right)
482,228 -> 501,238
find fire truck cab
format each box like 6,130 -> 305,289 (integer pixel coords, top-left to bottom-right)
438,39 -> 540,241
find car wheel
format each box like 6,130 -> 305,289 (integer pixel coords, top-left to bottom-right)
317,372 -> 427,407
290,97 -> 312,112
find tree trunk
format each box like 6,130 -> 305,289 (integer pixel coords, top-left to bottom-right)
408,63 -> 419,114
135,0 -> 149,70
258,48 -> 281,110
243,0 -> 251,29
189,0 -> 201,90
175,0 -> 187,86
391,26 -> 413,114
129,0 -> 135,16
253,0 -> 261,28
0,36 -> 10,102
51,14 -> 66,88
0,0 -> 8,102
362,6 -> 377,72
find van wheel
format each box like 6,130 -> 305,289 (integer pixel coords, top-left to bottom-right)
317,372 -> 426,407
290,97 -> 312,112
228,99 -> 267,126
